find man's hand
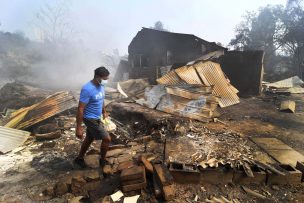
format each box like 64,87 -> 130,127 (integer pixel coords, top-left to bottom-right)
76,126 -> 84,139
103,111 -> 109,119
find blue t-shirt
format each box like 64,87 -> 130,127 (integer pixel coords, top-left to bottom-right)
79,81 -> 105,119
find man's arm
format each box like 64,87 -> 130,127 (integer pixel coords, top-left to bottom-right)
102,102 -> 108,119
76,102 -> 86,139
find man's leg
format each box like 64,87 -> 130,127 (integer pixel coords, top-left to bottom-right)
78,135 -> 94,159
74,135 -> 94,168
100,135 -> 111,167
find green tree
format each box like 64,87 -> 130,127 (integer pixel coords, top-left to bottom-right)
229,6 -> 284,78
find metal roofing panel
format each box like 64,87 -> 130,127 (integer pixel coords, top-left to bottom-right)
166,85 -> 213,100
195,61 -> 239,107
0,126 -> 30,153
156,70 -> 187,85
4,91 -> 77,129
156,94 -> 216,121
175,66 -> 203,84
266,76 -> 304,88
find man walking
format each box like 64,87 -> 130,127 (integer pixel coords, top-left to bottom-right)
74,66 -> 111,169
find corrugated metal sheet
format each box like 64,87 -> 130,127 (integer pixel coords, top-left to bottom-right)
166,85 -> 213,100
266,76 -> 304,88
195,61 -> 240,107
157,61 -> 239,108
0,126 -> 30,153
156,94 -> 218,120
175,66 -> 203,84
3,91 -> 77,129
157,70 -> 187,85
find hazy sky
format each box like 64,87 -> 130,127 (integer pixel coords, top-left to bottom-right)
1,0 -> 287,55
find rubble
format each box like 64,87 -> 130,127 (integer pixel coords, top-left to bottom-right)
264,76 -> 304,94
0,82 -> 51,114
0,49 -> 304,203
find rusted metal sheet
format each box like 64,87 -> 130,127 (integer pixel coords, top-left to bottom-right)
117,78 -> 150,98
157,61 -> 239,108
266,76 -> 304,88
3,91 -> 77,129
175,66 -> 203,84
0,126 -> 30,153
156,94 -> 218,120
157,70 -> 187,85
165,85 -> 213,100
194,61 -> 240,107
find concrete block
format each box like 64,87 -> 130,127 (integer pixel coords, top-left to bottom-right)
233,165 -> 266,185
200,165 -> 233,185
295,161 -> 304,182
267,164 -> 302,185
169,162 -> 200,184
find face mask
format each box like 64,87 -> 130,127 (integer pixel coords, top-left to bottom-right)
99,79 -> 108,86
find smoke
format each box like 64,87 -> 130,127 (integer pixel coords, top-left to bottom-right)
0,31 -> 119,90
0,0 -> 120,91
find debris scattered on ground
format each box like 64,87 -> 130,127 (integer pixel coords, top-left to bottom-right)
110,190 -> 124,201
264,76 -> 304,94
280,100 -> 296,113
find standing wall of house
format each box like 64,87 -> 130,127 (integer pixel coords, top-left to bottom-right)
218,50 -> 264,97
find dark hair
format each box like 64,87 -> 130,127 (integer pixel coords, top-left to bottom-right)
94,66 -> 109,77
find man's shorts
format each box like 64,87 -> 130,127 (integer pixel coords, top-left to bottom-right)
83,118 -> 109,140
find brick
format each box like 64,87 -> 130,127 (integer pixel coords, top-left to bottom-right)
117,154 -> 132,163
117,161 -> 135,172
233,165 -> 266,185
140,155 -> 154,174
122,180 -> 147,192
153,164 -> 174,186
267,164 -> 302,185
122,176 -> 146,186
169,162 -> 200,184
121,166 -> 145,181
200,165 -> 233,185
106,149 -> 124,158
295,161 -> 304,182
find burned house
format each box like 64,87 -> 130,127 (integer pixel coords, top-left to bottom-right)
114,28 -> 226,83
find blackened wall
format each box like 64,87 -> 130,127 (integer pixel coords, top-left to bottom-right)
218,50 -> 264,97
